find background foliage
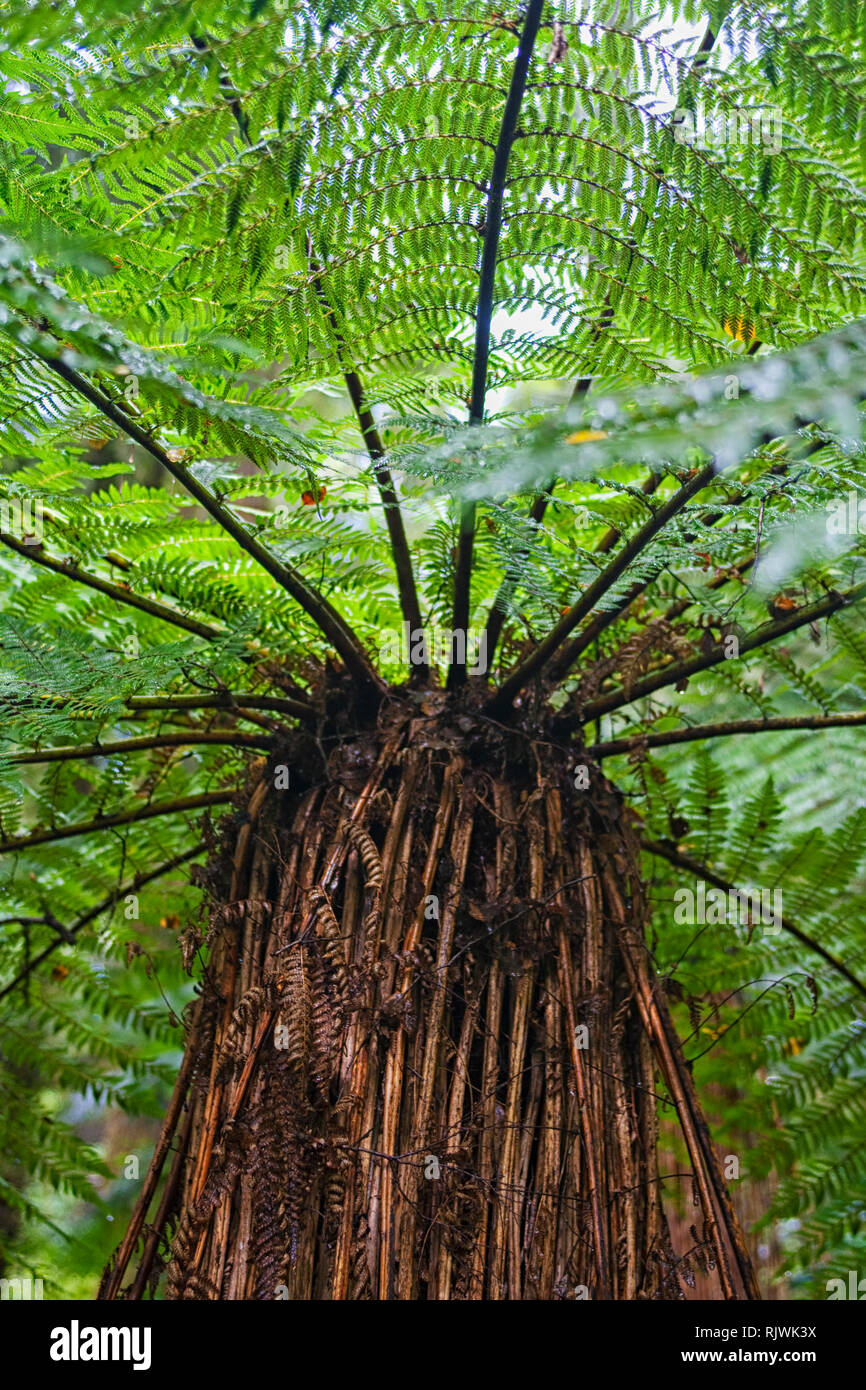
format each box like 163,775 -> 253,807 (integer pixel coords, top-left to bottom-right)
0,0 -> 864,1298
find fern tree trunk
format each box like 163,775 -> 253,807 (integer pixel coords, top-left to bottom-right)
102,700 -> 758,1301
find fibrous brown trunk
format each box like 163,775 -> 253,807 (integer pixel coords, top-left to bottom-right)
102,699 -> 757,1300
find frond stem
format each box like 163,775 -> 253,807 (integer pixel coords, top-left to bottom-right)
451,0 -> 546,687
39,357 -> 384,698
0,791 -> 232,856
0,844 -> 205,1002
643,837 -> 866,1001
489,463 -> 715,715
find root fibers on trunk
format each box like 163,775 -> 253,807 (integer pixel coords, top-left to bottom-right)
101,706 -> 757,1301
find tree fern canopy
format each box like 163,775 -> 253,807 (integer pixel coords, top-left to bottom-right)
1,0 -> 865,1300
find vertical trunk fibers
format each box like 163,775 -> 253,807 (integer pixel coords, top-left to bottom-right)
102,707 -> 757,1300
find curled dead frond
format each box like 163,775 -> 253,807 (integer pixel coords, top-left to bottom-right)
348,823 -> 384,890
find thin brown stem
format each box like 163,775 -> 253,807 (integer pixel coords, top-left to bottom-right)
100,995 -> 204,1300
614,891 -> 756,1298
40,357 -> 383,697
593,471 -> 664,556
567,578 -> 866,728
0,531 -> 224,644
662,553 -> 754,622
5,731 -> 273,764
126,1093 -> 196,1301
489,465 -> 715,715
451,0 -> 546,687
483,15 -> 722,687
558,926 -> 612,1297
306,254 -> 425,661
0,791 -> 232,856
590,711 -> 866,758
124,693 -> 311,720
342,367 -> 426,665
0,844 -> 205,1003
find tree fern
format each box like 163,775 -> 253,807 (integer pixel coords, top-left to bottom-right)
0,0 -> 865,1303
